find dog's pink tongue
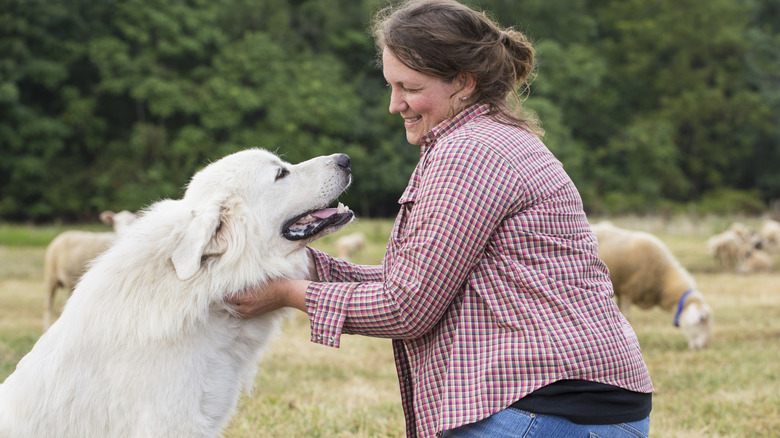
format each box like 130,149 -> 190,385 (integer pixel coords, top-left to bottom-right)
310,208 -> 338,219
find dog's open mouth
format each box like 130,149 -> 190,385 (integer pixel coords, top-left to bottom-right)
282,202 -> 354,241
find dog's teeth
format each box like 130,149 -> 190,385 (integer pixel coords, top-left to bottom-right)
298,214 -> 315,225
337,202 -> 348,213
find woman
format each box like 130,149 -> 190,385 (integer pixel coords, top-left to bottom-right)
229,1 -> 653,436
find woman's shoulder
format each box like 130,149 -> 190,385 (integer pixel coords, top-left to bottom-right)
442,114 -> 549,160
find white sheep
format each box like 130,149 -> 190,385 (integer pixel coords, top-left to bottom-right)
738,248 -> 774,274
42,210 -> 138,329
592,222 -> 713,349
335,231 -> 366,261
759,219 -> 780,253
706,229 -> 751,270
98,210 -> 139,234
727,222 -> 755,241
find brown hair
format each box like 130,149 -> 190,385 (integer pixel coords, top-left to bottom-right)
372,0 -> 543,136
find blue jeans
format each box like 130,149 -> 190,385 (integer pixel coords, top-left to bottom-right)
442,408 -> 650,438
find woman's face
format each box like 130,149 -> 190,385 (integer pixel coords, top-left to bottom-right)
382,48 -> 463,145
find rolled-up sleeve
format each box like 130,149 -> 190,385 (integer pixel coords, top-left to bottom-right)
306,248 -> 382,348
309,247 -> 382,283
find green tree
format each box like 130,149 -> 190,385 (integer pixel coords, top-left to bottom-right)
596,0 -> 766,203
0,0 -> 115,220
1,0 -> 778,221
743,0 -> 780,203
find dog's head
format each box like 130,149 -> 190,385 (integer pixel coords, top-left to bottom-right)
169,148 -> 353,281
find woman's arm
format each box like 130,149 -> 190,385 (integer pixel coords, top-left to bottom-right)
309,247 -> 383,283
228,246 -> 382,317
308,141 -> 519,344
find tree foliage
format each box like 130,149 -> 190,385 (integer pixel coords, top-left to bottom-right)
0,0 -> 777,221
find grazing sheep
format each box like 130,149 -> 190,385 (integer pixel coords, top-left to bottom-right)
727,222 -> 755,241
592,222 -> 712,349
98,210 -> 139,233
730,222 -> 763,251
42,210 -> 138,329
335,231 -> 366,261
759,219 -> 780,253
738,248 -> 774,274
706,229 -> 751,270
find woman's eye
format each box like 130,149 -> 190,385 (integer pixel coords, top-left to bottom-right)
275,168 -> 290,181
386,83 -> 420,93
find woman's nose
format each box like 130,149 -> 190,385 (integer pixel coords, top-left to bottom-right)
388,89 -> 407,114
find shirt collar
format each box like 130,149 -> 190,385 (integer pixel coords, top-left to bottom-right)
419,103 -> 491,156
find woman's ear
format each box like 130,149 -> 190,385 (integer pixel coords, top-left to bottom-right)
457,72 -> 477,98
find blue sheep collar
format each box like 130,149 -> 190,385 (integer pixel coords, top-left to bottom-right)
673,289 -> 695,327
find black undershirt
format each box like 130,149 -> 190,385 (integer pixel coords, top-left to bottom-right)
510,380 -> 652,425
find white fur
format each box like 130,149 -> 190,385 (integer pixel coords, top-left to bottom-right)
42,210 -> 139,329
706,222 -> 763,271
592,222 -> 713,349
0,148 -> 352,438
706,230 -> 747,270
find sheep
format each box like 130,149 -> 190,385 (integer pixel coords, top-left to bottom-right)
727,222 -> 755,242
592,222 -> 712,349
731,222 -> 764,251
738,248 -> 774,274
42,210 -> 138,329
759,219 -> 780,253
706,229 -> 752,270
98,209 -> 139,234
335,231 -> 366,261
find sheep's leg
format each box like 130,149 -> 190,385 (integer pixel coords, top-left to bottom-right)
44,285 -> 57,330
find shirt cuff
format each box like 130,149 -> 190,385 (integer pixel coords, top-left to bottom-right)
305,281 -> 356,348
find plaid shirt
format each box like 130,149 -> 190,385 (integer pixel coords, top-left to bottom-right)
306,104 -> 653,438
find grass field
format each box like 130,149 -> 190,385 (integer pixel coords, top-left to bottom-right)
1,216 -> 779,437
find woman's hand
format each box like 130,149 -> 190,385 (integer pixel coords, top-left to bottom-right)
227,279 -> 310,318
228,249 -> 318,317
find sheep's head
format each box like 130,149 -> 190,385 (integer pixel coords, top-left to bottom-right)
677,295 -> 713,349
100,210 -> 139,234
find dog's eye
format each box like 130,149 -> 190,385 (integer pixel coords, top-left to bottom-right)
275,168 -> 290,181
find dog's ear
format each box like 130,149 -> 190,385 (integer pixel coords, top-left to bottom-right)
171,205 -> 225,280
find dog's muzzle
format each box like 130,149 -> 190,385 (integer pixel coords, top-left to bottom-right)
281,153 -> 354,241
282,203 -> 354,241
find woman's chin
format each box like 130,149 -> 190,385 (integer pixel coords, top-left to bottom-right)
405,131 -> 423,146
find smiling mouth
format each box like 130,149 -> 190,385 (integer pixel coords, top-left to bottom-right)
281,202 -> 354,241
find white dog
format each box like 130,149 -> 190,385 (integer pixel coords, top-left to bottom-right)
0,148 -> 354,438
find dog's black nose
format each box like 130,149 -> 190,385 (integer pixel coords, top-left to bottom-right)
337,154 -> 351,172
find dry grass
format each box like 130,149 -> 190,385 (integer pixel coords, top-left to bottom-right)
1,216 -> 779,437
